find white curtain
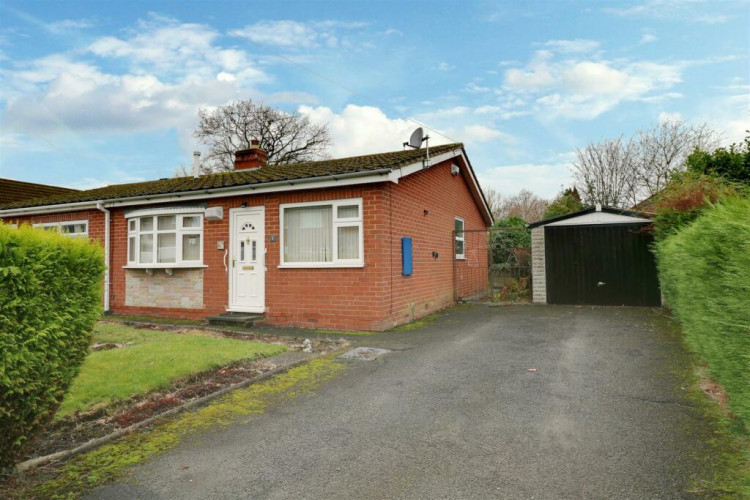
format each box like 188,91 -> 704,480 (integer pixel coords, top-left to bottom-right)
284,206 -> 333,262
337,226 -> 359,259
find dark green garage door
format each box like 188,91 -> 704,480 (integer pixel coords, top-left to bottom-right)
544,224 -> 661,306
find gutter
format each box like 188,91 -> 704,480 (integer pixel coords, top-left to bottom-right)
0,168 -> 394,217
95,202 -> 111,312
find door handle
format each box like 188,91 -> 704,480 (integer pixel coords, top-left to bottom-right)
597,281 -> 606,287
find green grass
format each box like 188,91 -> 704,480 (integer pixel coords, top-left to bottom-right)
26,357 -> 346,499
58,323 -> 286,417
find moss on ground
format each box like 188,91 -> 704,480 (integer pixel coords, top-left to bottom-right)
390,311 -> 441,332
23,356 -> 347,499
104,314 -> 206,326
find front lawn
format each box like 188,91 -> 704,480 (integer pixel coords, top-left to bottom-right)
58,323 -> 286,417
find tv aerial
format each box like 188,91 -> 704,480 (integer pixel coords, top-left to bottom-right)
403,127 -> 431,166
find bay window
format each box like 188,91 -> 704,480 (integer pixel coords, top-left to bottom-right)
280,198 -> 363,267
126,212 -> 203,267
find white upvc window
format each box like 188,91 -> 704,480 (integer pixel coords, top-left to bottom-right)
454,217 -> 465,259
280,198 -> 364,268
33,220 -> 88,237
126,212 -> 204,268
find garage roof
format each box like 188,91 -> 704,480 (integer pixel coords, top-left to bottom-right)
528,204 -> 654,229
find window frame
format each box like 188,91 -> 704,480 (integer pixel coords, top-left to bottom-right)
33,220 -> 88,237
454,217 -> 466,260
279,198 -> 364,268
125,212 -> 205,269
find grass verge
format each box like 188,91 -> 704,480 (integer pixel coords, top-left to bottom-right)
58,323 -> 286,417
661,314 -> 750,496
21,356 -> 346,499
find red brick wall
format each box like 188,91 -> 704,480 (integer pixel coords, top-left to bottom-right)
6,158 -> 489,331
8,210 -> 106,246
383,159 -> 489,328
106,185 -> 391,330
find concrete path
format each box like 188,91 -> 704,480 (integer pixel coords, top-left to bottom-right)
89,305 -> 711,499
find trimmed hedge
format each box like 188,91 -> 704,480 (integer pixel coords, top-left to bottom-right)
656,197 -> 750,430
0,224 -> 104,470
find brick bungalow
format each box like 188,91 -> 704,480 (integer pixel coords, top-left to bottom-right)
0,143 -> 492,331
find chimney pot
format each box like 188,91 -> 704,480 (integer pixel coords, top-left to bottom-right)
235,142 -> 268,171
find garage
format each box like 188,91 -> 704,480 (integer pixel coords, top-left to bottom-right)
529,205 -> 661,306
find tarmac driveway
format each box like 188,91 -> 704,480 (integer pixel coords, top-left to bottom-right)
90,305 -> 712,499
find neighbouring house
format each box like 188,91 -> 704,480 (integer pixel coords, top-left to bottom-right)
528,204 -> 660,307
0,178 -> 78,206
0,142 -> 492,331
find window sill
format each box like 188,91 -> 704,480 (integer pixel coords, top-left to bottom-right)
455,256 -> 466,260
123,264 -> 208,270
278,262 -> 364,269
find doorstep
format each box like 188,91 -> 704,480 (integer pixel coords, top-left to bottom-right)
206,312 -> 265,328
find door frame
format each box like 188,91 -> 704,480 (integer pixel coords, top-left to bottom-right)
228,206 -> 266,313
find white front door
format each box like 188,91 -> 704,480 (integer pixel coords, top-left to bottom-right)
229,208 -> 265,312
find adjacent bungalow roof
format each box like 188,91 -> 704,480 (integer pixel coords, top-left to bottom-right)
527,205 -> 654,229
0,178 -> 78,205
0,143 -> 492,224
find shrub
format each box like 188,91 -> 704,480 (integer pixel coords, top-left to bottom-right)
656,197 -> 750,430
0,225 -> 104,471
544,187 -> 584,219
652,172 -> 736,240
686,137 -> 750,184
492,217 -> 530,269
497,277 -> 531,302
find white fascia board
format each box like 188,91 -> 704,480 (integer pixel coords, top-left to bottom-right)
389,147 -> 492,225
0,201 -> 100,217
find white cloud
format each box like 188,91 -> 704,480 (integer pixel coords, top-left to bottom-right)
230,20 -> 367,49
299,104 -> 435,157
465,82 -> 491,93
437,62 -> 455,71
45,18 -> 95,34
604,1 -> 732,23
479,160 -> 574,198
502,50 -> 683,120
639,33 -> 658,44
454,125 -> 514,144
658,111 -> 682,124
541,39 -> 601,53
1,16 -> 276,140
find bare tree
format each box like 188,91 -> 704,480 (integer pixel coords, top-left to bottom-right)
494,189 -> 549,222
194,100 -> 331,172
573,121 -> 720,207
573,136 -> 635,207
483,186 -> 504,220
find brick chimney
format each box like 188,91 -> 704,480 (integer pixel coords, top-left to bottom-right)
234,140 -> 268,170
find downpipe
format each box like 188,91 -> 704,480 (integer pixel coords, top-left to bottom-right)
95,202 -> 111,312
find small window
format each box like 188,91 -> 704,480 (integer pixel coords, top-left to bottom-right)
127,212 -> 203,267
33,220 -> 88,237
280,198 -> 363,267
454,217 -> 465,259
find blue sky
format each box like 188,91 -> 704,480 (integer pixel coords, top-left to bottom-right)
0,0 -> 747,198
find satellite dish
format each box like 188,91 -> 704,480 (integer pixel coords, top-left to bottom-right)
403,127 -> 429,149
409,127 -> 424,149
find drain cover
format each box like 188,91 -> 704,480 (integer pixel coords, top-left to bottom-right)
339,347 -> 391,361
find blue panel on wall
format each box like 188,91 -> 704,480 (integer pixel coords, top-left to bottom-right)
402,237 -> 413,276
